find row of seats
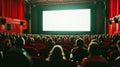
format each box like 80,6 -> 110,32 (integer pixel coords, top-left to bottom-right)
0,33 -> 120,67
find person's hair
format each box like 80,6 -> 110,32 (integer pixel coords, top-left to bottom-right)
116,40 -> 120,52
88,42 -> 101,56
15,36 -> 25,48
46,45 -> 66,61
47,38 -> 53,44
90,39 -> 99,44
116,40 -> 120,47
47,38 -> 53,47
75,38 -> 84,48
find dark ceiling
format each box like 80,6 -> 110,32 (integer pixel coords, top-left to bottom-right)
25,0 -> 105,6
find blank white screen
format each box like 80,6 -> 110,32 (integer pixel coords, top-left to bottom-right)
43,9 -> 90,31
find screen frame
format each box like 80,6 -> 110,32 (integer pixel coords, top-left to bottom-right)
38,3 -> 96,34
43,9 -> 91,31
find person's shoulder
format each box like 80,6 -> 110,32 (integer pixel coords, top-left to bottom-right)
81,57 -> 88,63
62,59 -> 78,67
114,56 -> 120,63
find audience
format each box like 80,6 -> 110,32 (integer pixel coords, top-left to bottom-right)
113,56 -> 120,67
81,42 -> 107,67
45,45 -> 77,67
0,51 -> 3,66
0,33 -> 119,67
112,40 -> 120,67
45,45 -> 66,61
70,38 -> 89,64
3,36 -> 33,67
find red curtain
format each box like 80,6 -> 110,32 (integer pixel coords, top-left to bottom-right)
0,0 -> 2,16
1,0 -> 26,20
0,0 -> 27,33
109,0 -> 120,35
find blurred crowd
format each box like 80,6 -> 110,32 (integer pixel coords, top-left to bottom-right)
0,33 -> 120,67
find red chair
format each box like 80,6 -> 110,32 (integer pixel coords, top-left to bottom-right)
24,46 -> 38,56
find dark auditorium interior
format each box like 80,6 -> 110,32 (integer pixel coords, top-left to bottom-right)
0,0 -> 120,67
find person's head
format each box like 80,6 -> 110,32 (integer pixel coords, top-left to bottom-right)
116,40 -> 120,52
15,36 -> 25,48
4,39 -> 12,48
0,51 -> 3,63
4,48 -> 33,67
46,45 -> 66,61
90,39 -> 99,44
47,38 -> 53,45
88,42 -> 101,56
75,38 -> 84,48
10,36 -> 16,46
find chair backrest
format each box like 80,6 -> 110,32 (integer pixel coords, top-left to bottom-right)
83,61 -> 107,67
84,61 -> 107,67
24,46 -> 38,56
46,60 -> 77,67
